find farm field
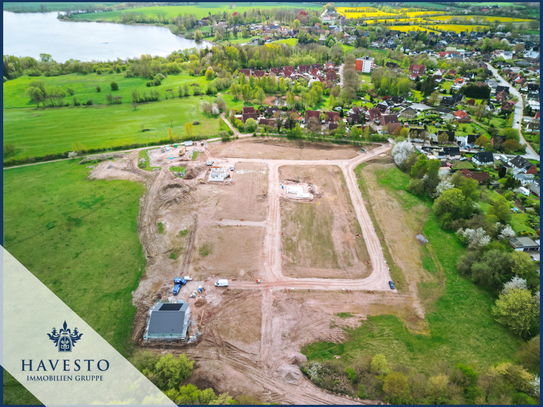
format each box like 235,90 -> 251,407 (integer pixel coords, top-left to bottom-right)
2,2 -> 119,12
2,72 -> 211,109
429,24 -> 490,33
428,15 -> 535,22
3,96 -> 223,159
273,38 -> 298,46
303,163 -> 523,373
386,25 -> 439,33
71,2 -> 323,21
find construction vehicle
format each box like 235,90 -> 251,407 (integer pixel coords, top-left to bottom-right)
178,146 -> 187,157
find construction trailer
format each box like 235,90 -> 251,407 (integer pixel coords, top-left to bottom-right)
143,300 -> 191,342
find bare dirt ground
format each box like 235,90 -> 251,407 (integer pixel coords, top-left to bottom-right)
89,142 -> 425,404
280,166 -> 371,279
214,162 -> 268,222
209,137 -> 367,160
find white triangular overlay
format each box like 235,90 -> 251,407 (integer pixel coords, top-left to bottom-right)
2,247 -> 175,405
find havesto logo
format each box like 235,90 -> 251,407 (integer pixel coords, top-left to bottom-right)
48,321 -> 83,352
21,320 -> 109,382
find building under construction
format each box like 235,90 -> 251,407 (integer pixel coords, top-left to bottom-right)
143,300 -> 191,342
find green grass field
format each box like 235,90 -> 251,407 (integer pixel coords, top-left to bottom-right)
3,2 -> 119,12
273,38 -> 298,46
3,96 -> 221,159
3,72 -> 209,109
3,159 -> 147,405
71,2 -> 323,21
303,165 -> 523,374
4,160 -> 146,353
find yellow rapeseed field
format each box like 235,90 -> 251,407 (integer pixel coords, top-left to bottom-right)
429,15 -> 533,22
429,24 -> 490,33
387,25 -> 439,33
337,7 -> 397,18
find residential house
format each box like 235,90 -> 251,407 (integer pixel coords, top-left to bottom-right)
310,64 -> 321,71
326,71 -> 337,81
440,97 -> 456,108
386,61 -> 399,69
527,181 -> 540,197
513,173 -> 535,186
252,70 -> 266,78
386,122 -> 402,134
365,108 -> 381,122
509,156 -> 537,175
495,90 -> 508,103
298,65 -> 310,73
325,111 -> 340,123
501,101 -> 515,112
325,61 -> 335,71
355,57 -> 374,73
472,151 -> 494,165
283,66 -> 295,77
269,67 -> 282,76
460,170 -> 491,184
242,107 -> 258,123
409,64 -> 426,75
239,69 -> 252,77
524,50 -> 540,63
442,146 -> 461,159
454,110 -> 471,123
304,110 -> 321,123
259,118 -> 276,127
379,114 -> 399,127
526,120 -> 540,132
375,103 -> 388,114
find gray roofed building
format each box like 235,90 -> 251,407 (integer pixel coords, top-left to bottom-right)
509,237 -> 540,252
144,301 -> 191,342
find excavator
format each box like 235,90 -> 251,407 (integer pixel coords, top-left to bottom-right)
178,146 -> 187,157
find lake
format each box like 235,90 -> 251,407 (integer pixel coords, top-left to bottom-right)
3,11 -> 211,62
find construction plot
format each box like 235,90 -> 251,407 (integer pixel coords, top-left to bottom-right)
209,137 -> 364,160
280,165 -> 371,279
190,225 -> 265,281
213,162 -> 268,222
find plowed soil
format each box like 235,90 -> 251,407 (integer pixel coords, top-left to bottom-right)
209,137 -> 362,160
280,165 -> 371,279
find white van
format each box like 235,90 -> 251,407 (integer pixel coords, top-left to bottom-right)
215,279 -> 229,287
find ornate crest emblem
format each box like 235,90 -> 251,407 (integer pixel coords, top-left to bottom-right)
47,321 -> 83,352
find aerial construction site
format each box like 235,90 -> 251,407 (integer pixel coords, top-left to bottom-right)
90,136 -> 426,404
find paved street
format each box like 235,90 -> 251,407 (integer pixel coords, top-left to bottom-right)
485,63 -> 540,161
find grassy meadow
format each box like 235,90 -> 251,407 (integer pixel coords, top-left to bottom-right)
71,2 -> 323,21
3,95 -> 231,159
3,72 -> 210,109
302,165 -> 523,373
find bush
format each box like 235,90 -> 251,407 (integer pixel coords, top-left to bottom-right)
192,121 -> 200,125
110,81 -> 118,91
3,144 -> 16,158
86,100 -> 93,106
96,69 -> 102,75
67,88 -> 74,96
96,85 -> 101,92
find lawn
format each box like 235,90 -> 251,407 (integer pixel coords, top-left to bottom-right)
3,72 -> 210,109
273,38 -> 298,46
510,212 -> 537,235
3,96 -> 221,160
3,159 -> 147,404
303,165 -> 523,374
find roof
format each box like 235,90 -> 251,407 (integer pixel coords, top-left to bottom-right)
147,302 -> 190,335
454,110 -> 470,119
242,107 -> 255,114
509,237 -> 539,249
305,110 -> 320,120
380,114 -> 398,125
471,172 -> 491,183
473,151 -> 494,163
325,111 -> 339,122
510,155 -> 535,170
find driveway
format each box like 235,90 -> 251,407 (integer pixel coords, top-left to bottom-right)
485,63 -> 540,161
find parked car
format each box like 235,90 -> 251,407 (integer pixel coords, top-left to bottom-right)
201,141 -> 204,146
459,157 -> 467,161
173,284 -> 182,295
174,278 -> 187,285
206,161 -> 214,166
389,281 -> 395,290
230,165 -> 234,171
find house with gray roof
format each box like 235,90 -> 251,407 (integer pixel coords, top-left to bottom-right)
144,301 -> 191,342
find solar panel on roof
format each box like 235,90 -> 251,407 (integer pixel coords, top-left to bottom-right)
160,303 -> 183,311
